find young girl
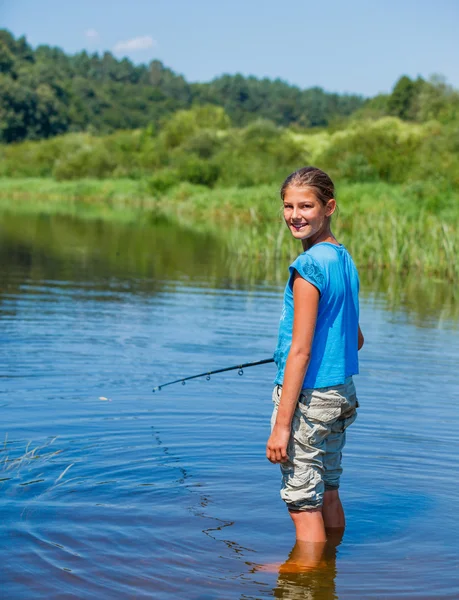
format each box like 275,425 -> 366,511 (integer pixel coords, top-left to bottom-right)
267,166 -> 364,543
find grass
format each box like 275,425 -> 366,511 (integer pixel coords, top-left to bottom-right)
0,177 -> 154,221
0,435 -> 73,490
0,177 -> 458,280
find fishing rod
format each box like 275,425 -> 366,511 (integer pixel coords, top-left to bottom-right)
152,358 -> 274,392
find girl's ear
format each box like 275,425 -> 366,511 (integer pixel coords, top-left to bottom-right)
325,199 -> 337,217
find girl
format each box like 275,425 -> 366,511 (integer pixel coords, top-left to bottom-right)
267,166 -> 364,543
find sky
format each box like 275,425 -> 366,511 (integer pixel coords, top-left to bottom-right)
1,0 -> 458,97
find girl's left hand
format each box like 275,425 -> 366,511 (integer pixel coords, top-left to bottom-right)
266,424 -> 291,463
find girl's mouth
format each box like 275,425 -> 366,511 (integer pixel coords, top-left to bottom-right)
292,223 -> 308,231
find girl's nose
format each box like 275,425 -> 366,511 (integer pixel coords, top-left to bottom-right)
292,206 -> 299,219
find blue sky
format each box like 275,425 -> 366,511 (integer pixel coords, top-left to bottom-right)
1,0 -> 458,96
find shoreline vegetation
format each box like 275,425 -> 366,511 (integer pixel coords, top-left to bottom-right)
1,176 -> 457,280
2,208 -> 457,327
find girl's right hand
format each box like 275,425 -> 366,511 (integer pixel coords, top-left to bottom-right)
266,424 -> 291,463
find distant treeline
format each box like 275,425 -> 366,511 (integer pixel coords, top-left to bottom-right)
1,28 -> 458,144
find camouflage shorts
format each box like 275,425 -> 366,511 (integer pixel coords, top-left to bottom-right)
271,377 -> 358,511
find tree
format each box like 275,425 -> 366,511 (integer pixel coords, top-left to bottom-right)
388,75 -> 424,120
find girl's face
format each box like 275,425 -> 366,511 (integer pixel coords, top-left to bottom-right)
282,187 -> 335,243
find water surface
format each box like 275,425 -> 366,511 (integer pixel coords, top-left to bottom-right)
1,213 -> 458,599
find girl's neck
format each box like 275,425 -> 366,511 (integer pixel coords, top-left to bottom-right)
301,229 -> 338,251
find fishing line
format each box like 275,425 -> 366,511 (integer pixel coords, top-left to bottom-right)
152,358 -> 274,392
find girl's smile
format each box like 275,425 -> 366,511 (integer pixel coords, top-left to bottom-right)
292,222 -> 308,231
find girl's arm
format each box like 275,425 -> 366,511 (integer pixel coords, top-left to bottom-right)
358,325 -> 364,350
266,272 -> 319,464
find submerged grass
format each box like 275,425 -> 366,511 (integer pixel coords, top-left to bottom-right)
0,177 -> 457,279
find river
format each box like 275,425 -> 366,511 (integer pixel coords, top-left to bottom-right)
1,212 -> 458,599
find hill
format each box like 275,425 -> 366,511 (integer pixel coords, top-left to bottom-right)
0,28 -> 364,142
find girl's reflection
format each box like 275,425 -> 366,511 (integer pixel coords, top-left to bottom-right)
261,530 -> 343,600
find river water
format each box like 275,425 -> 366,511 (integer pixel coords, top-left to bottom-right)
1,213 -> 458,599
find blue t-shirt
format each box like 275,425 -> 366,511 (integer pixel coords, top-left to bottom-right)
273,242 -> 360,389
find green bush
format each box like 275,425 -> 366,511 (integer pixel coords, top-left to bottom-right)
331,153 -> 378,182
146,169 -> 180,194
317,118 -> 423,183
0,133 -> 87,177
181,129 -> 224,159
215,120 -> 306,187
53,145 -> 117,180
160,105 -> 230,149
176,155 -> 220,186
1,112 -> 458,193
407,122 -> 459,187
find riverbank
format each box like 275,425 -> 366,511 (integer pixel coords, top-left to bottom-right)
0,177 -> 457,279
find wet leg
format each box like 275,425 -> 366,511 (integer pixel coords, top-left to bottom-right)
289,508 -> 327,542
322,489 -> 345,531
278,539 -> 327,572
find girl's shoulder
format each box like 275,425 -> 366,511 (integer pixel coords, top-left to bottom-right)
294,243 -> 359,291
289,251 -> 326,292
306,244 -> 360,291
307,243 -> 355,269
307,242 -> 344,258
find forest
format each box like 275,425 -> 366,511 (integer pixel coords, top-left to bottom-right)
1,28 -> 458,143
0,28 -> 365,142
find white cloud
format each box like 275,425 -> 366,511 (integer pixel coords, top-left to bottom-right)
85,29 -> 99,40
113,35 -> 156,53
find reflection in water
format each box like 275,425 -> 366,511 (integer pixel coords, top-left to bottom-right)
1,211 -> 457,326
0,211 -> 224,292
362,268 -> 459,328
256,533 -> 343,600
